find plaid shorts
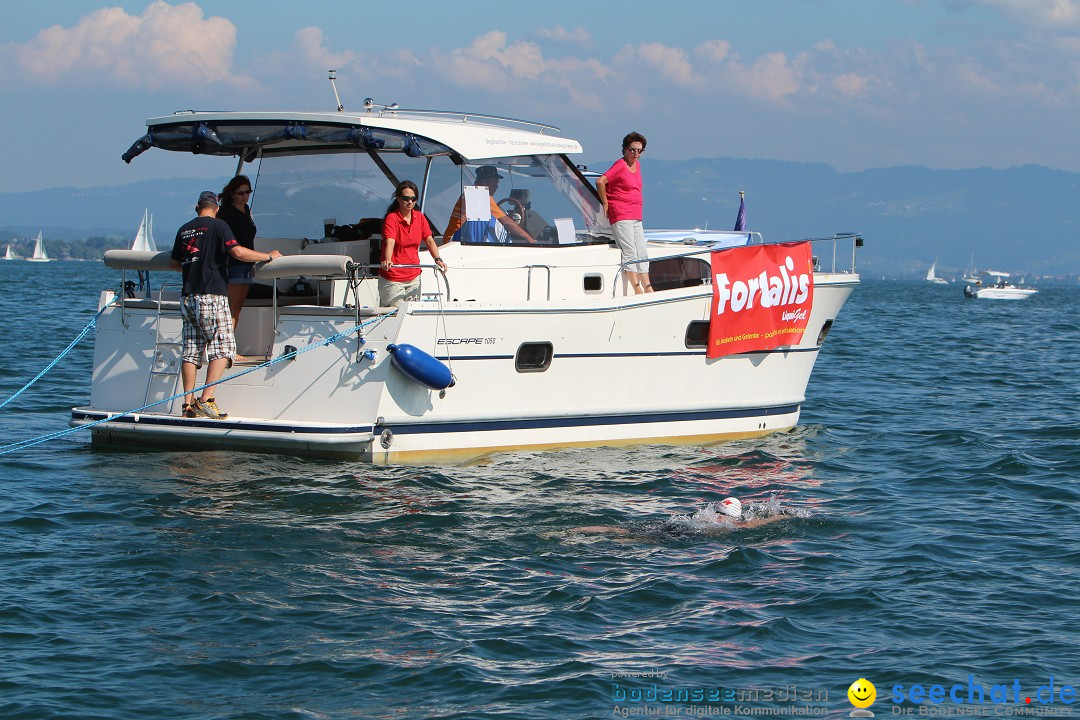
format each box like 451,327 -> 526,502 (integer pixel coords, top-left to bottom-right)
180,294 -> 236,367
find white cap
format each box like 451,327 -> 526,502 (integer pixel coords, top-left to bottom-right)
717,497 -> 742,519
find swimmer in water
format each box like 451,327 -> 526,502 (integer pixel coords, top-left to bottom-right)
577,496 -> 785,537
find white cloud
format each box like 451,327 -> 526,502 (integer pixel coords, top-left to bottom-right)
728,52 -> 802,100
294,27 -> 358,71
427,31 -> 610,110
831,72 -> 871,96
695,39 -> 733,64
7,1 -> 253,90
616,42 -> 701,88
536,25 -> 592,47
955,0 -> 1080,28
436,31 -> 545,86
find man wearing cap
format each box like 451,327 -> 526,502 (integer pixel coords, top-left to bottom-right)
169,190 -> 282,419
443,165 -> 535,243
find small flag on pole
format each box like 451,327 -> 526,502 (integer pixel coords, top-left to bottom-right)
733,191 -> 746,231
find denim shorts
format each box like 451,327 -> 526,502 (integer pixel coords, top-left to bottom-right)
228,262 -> 255,285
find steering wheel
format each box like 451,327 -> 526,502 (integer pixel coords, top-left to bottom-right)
497,197 -> 526,223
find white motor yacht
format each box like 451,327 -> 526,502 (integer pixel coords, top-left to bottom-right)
70,94 -> 861,464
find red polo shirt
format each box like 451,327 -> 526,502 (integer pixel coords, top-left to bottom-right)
381,209 -> 433,283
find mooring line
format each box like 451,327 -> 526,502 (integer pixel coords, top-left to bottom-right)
0,295 -> 118,411
0,311 -> 396,457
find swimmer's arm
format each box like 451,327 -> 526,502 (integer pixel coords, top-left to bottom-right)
576,525 -> 630,536
738,516 -> 785,530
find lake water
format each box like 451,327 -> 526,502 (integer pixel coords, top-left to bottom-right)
2,260 -> 1078,719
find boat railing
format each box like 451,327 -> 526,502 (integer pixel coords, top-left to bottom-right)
807,232 -> 862,274
611,232 -> 861,297
361,105 -> 561,134
526,265 -> 552,301
358,263 -> 452,303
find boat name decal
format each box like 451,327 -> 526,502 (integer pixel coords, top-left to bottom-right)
436,337 -> 497,345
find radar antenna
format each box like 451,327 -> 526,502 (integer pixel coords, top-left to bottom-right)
328,70 -> 344,112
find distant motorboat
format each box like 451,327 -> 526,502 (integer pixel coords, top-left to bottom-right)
925,259 -> 948,284
3,244 -> 16,260
963,270 -> 1037,300
130,209 -> 156,251
26,231 -> 50,262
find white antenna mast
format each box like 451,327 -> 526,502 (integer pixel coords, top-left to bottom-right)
328,69 -> 344,112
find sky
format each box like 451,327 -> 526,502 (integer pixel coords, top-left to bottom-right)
3,0 -> 1080,194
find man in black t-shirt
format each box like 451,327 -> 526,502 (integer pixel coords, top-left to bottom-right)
169,191 -> 281,419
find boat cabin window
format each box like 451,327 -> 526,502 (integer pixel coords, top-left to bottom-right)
583,274 -> 604,293
650,257 -> 711,292
684,321 -> 709,349
245,145 -> 608,248
252,152 -> 425,240
515,342 -> 554,372
424,155 -> 608,246
817,319 -> 833,346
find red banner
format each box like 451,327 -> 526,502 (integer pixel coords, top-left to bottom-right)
707,241 -> 815,358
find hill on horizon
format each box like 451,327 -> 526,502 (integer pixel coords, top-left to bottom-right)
1,158 -> 1076,276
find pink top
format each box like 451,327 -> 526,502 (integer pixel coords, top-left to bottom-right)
602,158 -> 643,223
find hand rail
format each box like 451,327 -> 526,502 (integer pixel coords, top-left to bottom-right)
526,265 -> 552,301
361,263 -> 452,302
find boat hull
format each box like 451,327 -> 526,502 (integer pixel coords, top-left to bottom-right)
72,272 -> 856,464
968,287 -> 1037,300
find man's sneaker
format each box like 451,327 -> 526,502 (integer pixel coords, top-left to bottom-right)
183,403 -> 197,418
202,398 -> 229,419
192,399 -> 223,419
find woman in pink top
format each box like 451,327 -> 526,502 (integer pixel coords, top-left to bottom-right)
596,132 -> 651,293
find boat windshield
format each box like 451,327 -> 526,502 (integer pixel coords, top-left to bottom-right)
251,150 -> 607,243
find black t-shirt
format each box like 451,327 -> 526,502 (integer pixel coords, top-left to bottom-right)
217,202 -> 257,254
170,216 -> 238,296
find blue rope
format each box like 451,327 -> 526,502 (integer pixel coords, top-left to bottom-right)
0,311 -> 395,456
0,295 -> 118,410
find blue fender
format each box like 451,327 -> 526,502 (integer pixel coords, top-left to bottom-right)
386,344 -> 455,390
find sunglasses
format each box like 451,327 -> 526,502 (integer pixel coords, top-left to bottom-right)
399,195 -> 418,202
626,147 -> 644,154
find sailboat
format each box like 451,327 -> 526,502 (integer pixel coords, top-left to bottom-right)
3,244 -> 16,260
26,231 -> 50,262
961,253 -> 979,283
129,210 -> 157,294
925,259 -> 948,284
130,209 -> 157,251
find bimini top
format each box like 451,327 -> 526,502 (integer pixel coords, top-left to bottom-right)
122,108 -> 584,164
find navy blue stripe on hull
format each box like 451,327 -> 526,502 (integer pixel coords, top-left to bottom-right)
381,404 -> 801,436
71,410 -> 374,436
73,404 -> 799,438
432,347 -> 821,361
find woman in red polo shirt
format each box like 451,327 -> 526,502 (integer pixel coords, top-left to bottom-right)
379,180 -> 447,307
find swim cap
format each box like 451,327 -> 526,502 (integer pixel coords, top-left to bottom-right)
717,497 -> 742,519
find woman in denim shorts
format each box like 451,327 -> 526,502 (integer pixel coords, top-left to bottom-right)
217,175 -> 258,342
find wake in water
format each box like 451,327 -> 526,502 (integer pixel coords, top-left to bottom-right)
574,496 -> 806,540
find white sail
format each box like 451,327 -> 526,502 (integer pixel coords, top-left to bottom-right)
925,259 -> 947,284
131,210 -> 157,252
961,253 -> 979,283
3,244 -> 14,260
27,231 -> 50,262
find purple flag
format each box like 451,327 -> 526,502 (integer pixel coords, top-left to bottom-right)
733,192 -> 746,231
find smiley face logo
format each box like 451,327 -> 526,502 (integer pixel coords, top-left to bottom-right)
848,678 -> 876,709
